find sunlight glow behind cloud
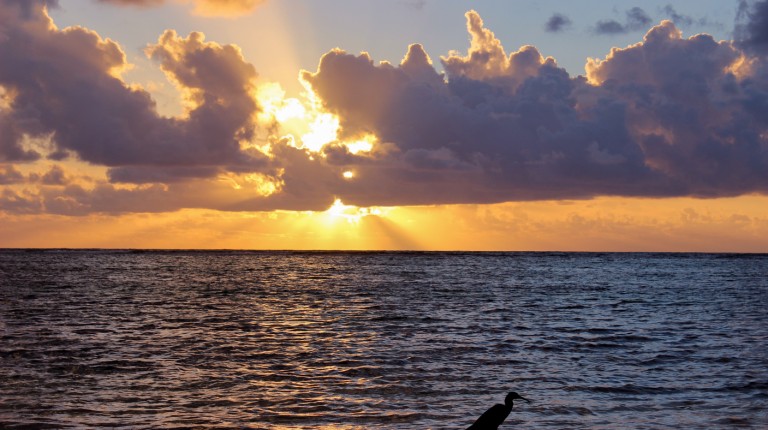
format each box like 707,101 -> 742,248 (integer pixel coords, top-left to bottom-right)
1,0 -> 768,251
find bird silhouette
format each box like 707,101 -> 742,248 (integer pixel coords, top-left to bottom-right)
466,391 -> 530,430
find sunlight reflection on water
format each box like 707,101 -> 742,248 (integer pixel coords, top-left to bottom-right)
1,250 -> 767,429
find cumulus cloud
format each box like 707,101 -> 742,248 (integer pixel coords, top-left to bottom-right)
441,12 -> 556,86
1,3 -> 768,215
586,21 -> 768,195
0,0 -> 268,183
302,10 -> 768,206
545,13 -> 572,33
95,0 -> 265,16
736,0 -> 768,55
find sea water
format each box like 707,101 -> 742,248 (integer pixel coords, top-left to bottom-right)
1,250 -> 767,429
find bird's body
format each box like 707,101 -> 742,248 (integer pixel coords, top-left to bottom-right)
466,403 -> 511,430
466,392 -> 529,430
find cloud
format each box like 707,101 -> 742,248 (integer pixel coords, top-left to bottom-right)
441,11 -> 556,85
626,7 -> 652,30
594,20 -> 626,35
302,10 -> 768,206
0,0 -> 269,183
736,0 -> 768,55
545,13 -> 572,33
0,0 -> 58,18
660,5 -> 722,31
31,164 -> 69,185
95,0 -> 265,16
0,188 -> 43,214
662,5 -> 693,27
593,7 -> 652,35
2,4 -> 768,215
586,21 -> 768,195
0,164 -> 24,184
0,111 -> 41,162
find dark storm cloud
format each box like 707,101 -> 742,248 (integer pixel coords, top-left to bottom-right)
545,13 -> 572,33
0,0 -> 268,182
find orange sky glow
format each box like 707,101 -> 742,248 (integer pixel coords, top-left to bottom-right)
2,195 -> 766,252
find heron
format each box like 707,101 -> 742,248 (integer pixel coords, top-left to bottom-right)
466,391 -> 530,430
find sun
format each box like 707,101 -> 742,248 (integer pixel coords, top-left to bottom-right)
323,198 -> 385,225
255,82 -> 377,156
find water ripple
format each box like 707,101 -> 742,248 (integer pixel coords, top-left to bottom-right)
1,250 -> 767,429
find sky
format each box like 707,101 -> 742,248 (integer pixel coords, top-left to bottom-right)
1,0 -> 767,251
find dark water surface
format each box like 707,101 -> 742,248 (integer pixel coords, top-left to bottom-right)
1,250 -> 767,429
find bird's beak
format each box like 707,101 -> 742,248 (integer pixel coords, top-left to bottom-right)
519,396 -> 531,403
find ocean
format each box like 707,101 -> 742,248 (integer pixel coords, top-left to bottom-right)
1,250 -> 767,429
